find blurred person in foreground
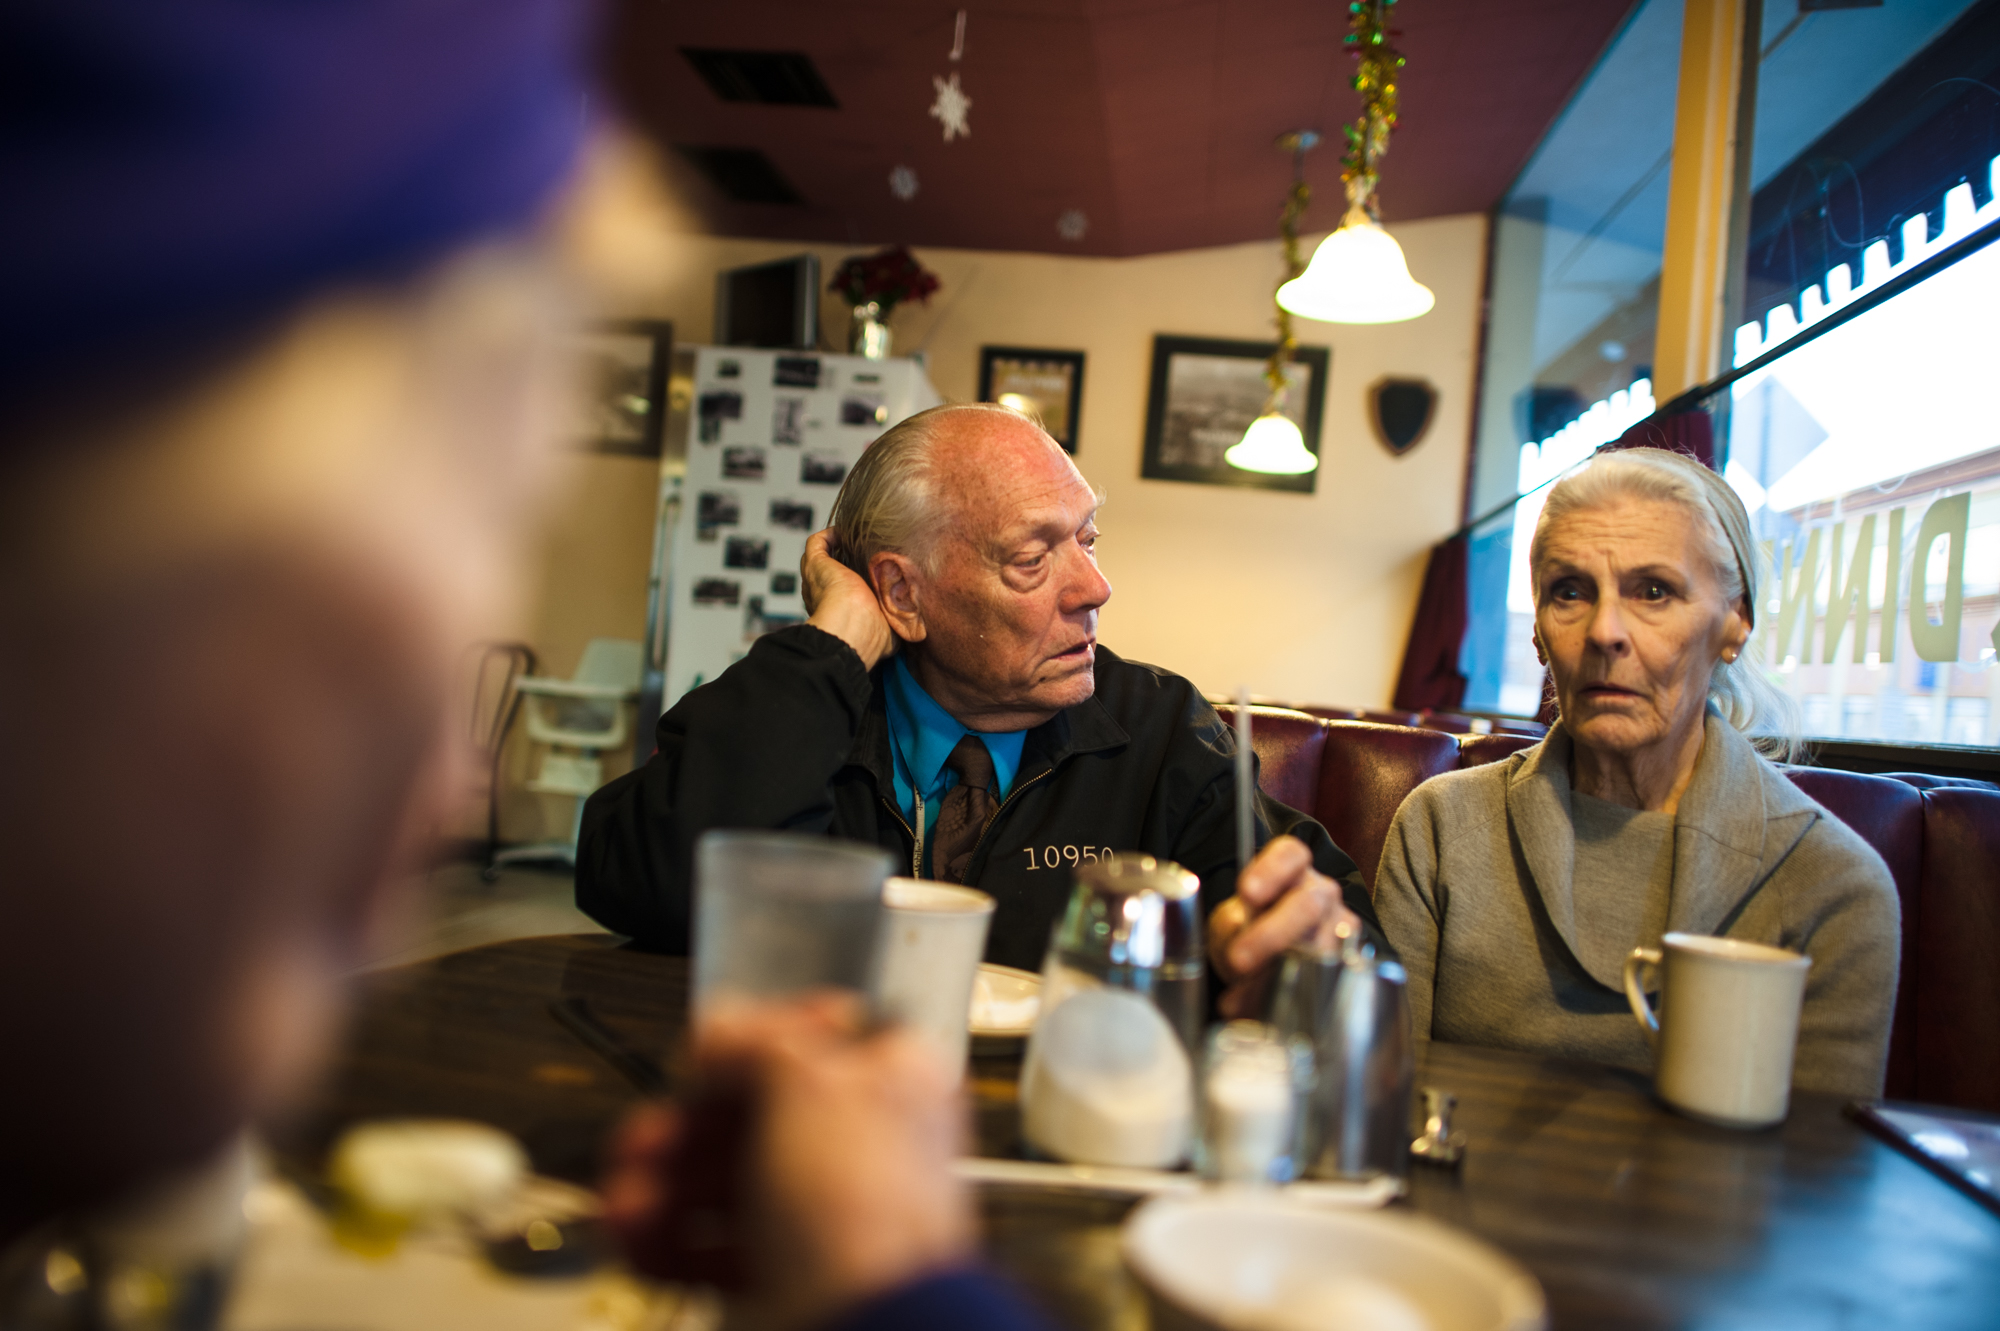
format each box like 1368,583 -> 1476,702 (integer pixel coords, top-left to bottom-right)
0,4 -> 1048,1328
579,403 -> 1373,1014
0,0 -> 593,1243
604,996 -> 1046,1331
1375,447 -> 1899,1096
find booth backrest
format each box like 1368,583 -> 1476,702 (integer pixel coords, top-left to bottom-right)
1457,733 -> 1540,770
1907,787 -> 2000,1109
1217,707 -> 1458,894
1312,722 -> 1461,896
1290,703 -> 1369,722
1784,768 -> 1926,1099
1226,706 -> 1326,814
1215,704 -> 2000,1111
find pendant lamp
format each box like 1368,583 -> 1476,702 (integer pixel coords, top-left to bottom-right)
1227,130 -> 1320,477
1280,0 -> 1431,326
1278,208 -> 1433,324
1225,410 -> 1318,474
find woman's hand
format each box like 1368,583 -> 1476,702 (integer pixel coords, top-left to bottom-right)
802,530 -> 897,669
1208,836 -> 1357,1018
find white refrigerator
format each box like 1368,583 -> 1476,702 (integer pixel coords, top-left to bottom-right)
637,347 -> 941,742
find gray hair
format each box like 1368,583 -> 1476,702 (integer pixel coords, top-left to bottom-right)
826,401 -> 1049,582
1530,445 -> 1801,761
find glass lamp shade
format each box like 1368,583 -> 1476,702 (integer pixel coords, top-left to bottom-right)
1277,215 -> 1435,324
1225,411 -> 1318,475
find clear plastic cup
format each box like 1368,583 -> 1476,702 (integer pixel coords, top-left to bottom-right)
691,830 -> 894,1015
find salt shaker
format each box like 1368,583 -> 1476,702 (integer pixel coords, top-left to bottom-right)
1196,1021 -> 1298,1184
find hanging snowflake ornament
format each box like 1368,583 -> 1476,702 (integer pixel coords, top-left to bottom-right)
1056,209 -> 1088,242
929,72 -> 971,142
889,165 -> 919,201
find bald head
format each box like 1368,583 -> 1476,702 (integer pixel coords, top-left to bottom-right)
829,403 -> 1086,580
841,404 -> 1111,730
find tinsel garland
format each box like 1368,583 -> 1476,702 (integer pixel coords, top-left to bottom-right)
1265,174 -> 1311,401
1342,0 -> 1406,219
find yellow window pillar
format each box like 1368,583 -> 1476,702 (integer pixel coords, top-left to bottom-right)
1654,0 -> 1759,402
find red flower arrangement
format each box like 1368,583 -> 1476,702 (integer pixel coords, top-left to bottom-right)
830,245 -> 941,313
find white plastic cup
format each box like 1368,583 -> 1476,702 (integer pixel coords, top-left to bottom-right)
1624,932 -> 1811,1128
874,878 -> 995,1072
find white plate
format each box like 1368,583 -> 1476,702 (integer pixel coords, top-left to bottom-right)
1122,1192 -> 1546,1331
968,963 -> 1041,1037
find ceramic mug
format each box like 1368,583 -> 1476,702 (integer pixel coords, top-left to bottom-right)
1622,932 -> 1812,1129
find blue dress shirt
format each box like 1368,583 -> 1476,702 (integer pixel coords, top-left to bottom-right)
884,655 -> 1025,872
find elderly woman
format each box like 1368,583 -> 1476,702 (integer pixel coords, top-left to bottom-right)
1375,447 -> 1900,1097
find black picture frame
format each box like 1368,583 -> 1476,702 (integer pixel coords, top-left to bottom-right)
1140,334 -> 1329,493
978,346 -> 1086,453
573,319 -> 673,457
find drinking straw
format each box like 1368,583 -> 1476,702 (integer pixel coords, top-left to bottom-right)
1234,685 -> 1253,874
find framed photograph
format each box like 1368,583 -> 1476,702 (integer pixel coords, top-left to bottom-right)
722,445 -> 767,480
572,320 -> 673,457
1140,335 -> 1329,494
979,346 -> 1086,453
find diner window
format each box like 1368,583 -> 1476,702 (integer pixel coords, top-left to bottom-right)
1462,0 -> 1685,713
1463,0 -> 2000,756
1724,211 -> 2000,746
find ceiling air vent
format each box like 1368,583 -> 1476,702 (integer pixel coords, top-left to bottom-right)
680,49 -> 838,108
675,146 -> 804,206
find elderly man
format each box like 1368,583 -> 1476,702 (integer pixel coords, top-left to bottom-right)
578,403 -> 1374,1006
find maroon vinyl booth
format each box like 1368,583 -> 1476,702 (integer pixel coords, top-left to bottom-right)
1215,705 -> 2000,1113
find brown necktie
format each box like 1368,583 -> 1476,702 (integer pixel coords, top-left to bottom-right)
930,734 -> 999,883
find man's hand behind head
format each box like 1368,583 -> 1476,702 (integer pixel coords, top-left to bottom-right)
802,529 -> 898,670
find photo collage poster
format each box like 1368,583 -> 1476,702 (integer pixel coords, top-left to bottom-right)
662,348 -> 942,711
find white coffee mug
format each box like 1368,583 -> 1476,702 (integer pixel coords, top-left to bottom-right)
1623,932 -> 1811,1129
874,878 -> 995,1073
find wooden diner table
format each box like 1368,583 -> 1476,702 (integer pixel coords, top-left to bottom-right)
272,935 -> 2000,1330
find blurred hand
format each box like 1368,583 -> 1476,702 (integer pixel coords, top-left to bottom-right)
802,530 -> 897,670
603,993 -> 973,1330
1208,836 -> 1358,1019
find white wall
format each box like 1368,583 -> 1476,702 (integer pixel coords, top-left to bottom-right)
576,215 -> 1487,709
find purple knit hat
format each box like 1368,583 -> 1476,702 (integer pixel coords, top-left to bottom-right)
0,0 -> 595,420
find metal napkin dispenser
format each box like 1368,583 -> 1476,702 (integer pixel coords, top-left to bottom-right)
1290,934 -> 1415,1182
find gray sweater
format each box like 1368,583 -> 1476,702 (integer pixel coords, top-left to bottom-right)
1375,715 -> 1902,1098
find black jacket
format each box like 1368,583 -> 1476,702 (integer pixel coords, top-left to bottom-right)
577,625 -> 1372,970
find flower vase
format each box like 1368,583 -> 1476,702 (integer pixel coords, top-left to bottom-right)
848,301 -> 892,360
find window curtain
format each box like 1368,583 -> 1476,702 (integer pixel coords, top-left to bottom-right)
1602,406 -> 1714,468
1391,532 -> 1469,713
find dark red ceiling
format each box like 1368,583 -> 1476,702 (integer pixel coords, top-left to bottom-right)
605,1 -> 1637,257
